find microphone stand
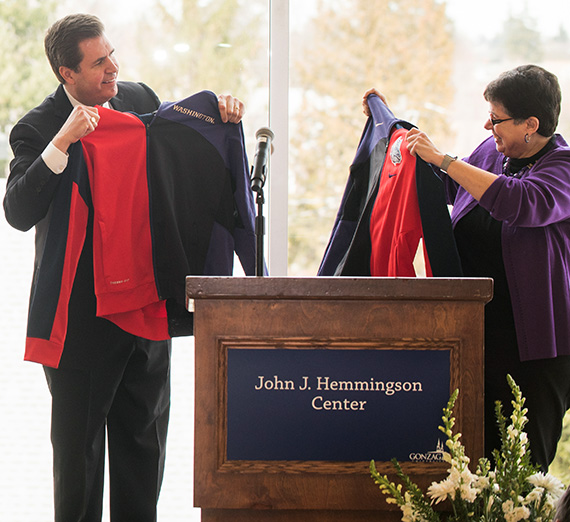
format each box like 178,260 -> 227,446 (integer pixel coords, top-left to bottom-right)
254,186 -> 265,277
250,127 -> 273,277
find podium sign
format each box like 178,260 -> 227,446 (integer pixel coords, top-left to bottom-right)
187,276 -> 492,522
227,347 -> 449,462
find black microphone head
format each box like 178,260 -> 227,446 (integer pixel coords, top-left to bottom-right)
256,127 -> 274,141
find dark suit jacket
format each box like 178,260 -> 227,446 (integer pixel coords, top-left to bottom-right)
4,82 -> 161,368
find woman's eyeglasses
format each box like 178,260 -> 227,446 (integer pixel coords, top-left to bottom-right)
489,116 -> 513,126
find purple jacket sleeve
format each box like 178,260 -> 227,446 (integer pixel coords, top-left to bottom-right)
480,148 -> 570,227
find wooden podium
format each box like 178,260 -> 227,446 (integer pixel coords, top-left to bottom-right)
186,276 -> 492,521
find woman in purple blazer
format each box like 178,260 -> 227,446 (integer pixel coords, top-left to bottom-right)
365,65 -> 570,472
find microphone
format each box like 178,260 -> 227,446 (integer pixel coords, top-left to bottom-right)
250,127 -> 274,193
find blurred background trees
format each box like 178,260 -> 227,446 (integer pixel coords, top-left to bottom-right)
132,0 -> 264,101
289,0 -> 454,274
0,0 -> 58,173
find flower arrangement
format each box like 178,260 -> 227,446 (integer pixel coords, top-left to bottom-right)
370,375 -> 566,522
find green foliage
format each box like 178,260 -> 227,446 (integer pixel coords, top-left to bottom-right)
0,0 -> 58,132
0,0 -> 58,176
371,376 -> 567,522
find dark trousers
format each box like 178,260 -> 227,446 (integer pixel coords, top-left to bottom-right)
485,327 -> 570,472
44,324 -> 171,522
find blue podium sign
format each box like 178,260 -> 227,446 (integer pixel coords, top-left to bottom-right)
226,347 -> 450,462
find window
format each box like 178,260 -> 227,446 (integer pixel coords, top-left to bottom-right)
1,2 -> 570,520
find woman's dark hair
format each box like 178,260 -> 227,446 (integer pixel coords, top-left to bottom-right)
44,14 -> 105,84
483,64 -> 561,137
556,486 -> 570,522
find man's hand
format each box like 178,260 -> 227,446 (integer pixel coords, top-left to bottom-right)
52,105 -> 100,153
217,94 -> 245,124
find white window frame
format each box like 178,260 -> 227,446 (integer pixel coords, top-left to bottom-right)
267,0 -> 289,275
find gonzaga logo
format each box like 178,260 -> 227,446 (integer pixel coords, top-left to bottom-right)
390,136 -> 403,165
409,439 -> 445,462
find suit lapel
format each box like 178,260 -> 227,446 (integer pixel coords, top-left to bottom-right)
53,84 -> 74,121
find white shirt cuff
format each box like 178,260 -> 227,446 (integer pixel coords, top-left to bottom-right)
42,142 -> 69,174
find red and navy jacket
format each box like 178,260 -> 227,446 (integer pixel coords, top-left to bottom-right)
24,91 -> 256,366
318,95 -> 462,277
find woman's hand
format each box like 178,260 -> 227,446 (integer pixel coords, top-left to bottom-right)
405,128 -> 444,168
362,88 -> 389,116
407,128 -> 498,201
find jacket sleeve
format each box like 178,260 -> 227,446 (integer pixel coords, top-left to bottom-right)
438,168 -> 461,206
4,120 -> 63,232
228,121 -> 257,275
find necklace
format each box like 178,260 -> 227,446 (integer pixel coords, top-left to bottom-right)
502,157 -> 534,177
503,138 -> 555,177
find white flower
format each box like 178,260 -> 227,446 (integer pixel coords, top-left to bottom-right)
401,492 -> 429,522
513,506 -> 530,521
472,474 -> 490,492
527,472 -> 566,497
455,468 -> 477,502
401,504 -> 414,522
502,499 -> 531,522
525,486 -> 545,504
544,494 -> 558,511
373,381 -> 566,522
428,478 -> 455,504
459,482 -> 478,503
448,466 -> 462,488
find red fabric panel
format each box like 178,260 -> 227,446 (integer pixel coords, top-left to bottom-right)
81,107 -> 169,340
24,183 -> 90,367
369,128 -> 432,277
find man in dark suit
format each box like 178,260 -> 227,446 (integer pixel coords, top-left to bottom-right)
3,13 -> 244,522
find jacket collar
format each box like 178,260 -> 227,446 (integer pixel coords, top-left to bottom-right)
109,85 -> 136,112
53,84 -> 74,120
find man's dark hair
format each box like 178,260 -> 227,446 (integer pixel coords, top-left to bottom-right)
44,13 -> 105,84
483,64 -> 561,137
556,486 -> 570,522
